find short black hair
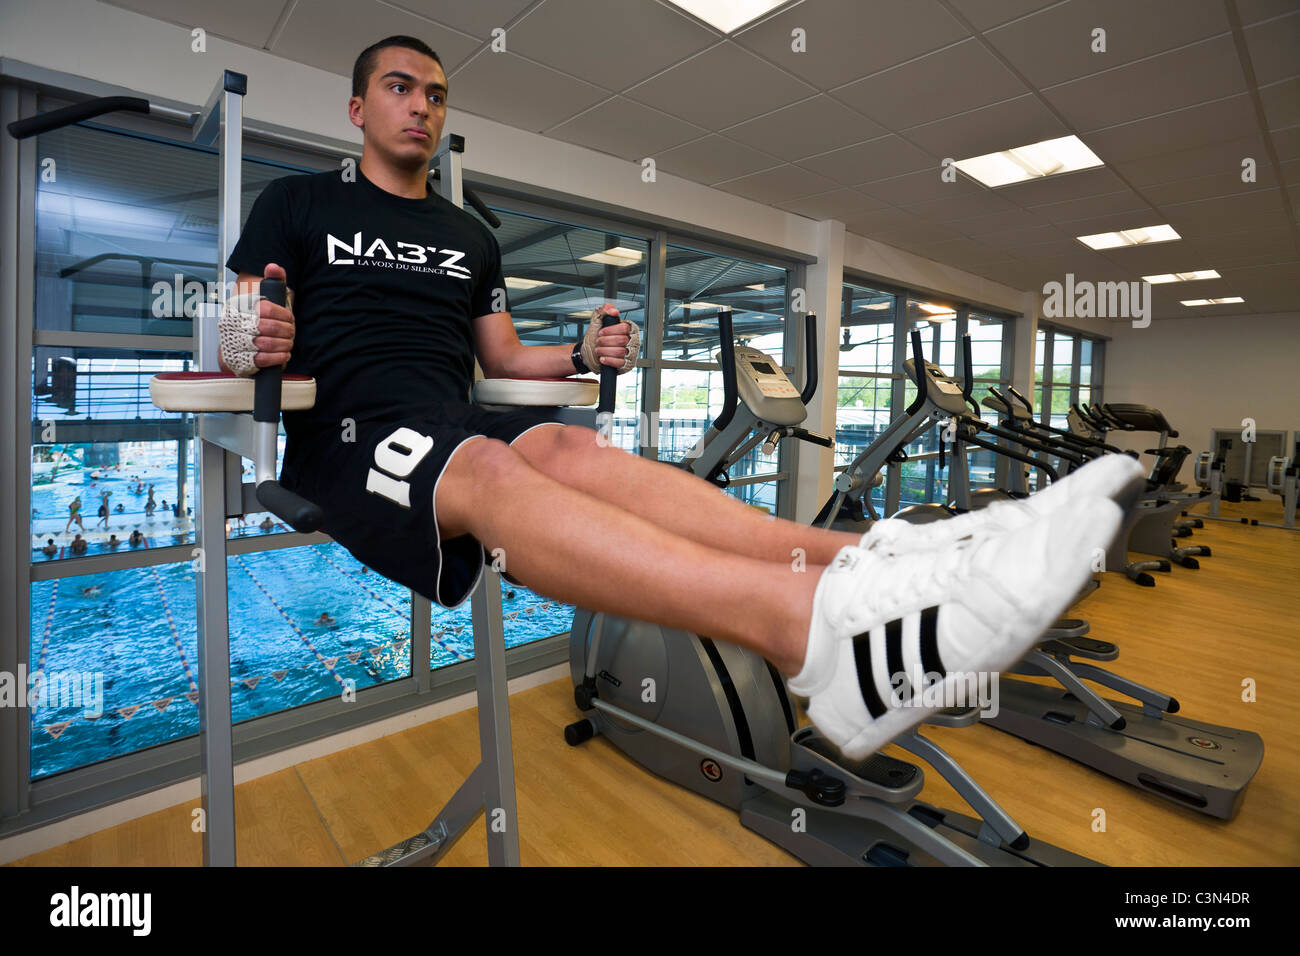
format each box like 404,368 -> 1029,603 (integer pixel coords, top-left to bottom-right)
353,36 -> 445,99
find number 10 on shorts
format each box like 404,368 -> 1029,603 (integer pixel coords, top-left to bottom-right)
366,427 -> 434,508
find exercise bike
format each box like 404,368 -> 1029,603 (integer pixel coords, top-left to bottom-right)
563,311 -> 1098,866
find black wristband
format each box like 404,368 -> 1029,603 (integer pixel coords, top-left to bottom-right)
571,343 -> 590,374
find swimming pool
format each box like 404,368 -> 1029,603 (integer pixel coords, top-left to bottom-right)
28,446 -> 575,780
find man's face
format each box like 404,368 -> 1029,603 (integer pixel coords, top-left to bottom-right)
349,46 -> 447,170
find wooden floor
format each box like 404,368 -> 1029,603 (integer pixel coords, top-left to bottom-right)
10,498 -> 1299,866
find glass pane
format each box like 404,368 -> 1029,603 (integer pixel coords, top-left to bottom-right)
663,244 -> 789,365
966,314 -> 1006,382
658,367 -> 724,463
34,122 -> 291,338
1052,335 -> 1074,386
468,208 -> 651,453
726,479 -> 778,515
31,348 -> 198,561
28,543 -> 411,779
1035,329 -> 1047,384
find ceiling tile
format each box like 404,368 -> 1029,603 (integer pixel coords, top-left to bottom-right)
714,163 -> 841,204
723,95 -> 888,162
776,188 -> 890,220
1234,0 -> 1300,26
103,0 -> 287,47
1111,135 -> 1271,185
996,166 -> 1129,205
842,205 -> 935,236
654,133 -> 780,184
947,205 -> 1052,235
1041,35 -> 1245,133
731,0 -> 970,92
622,41 -> 817,129
1024,188 -> 1150,223
833,39 -> 1027,130
1261,77 -> 1300,131
547,96 -> 706,160
503,0 -> 715,87
445,51 -> 611,132
1274,125 -> 1300,161
965,224 -> 1072,250
945,0 -> 1064,32
901,94 -> 1067,159
397,0 -> 537,37
1141,166 -> 1281,205
923,236 -> 1028,266
855,166 -> 991,205
1186,226 -> 1300,265
1095,241 -> 1215,274
1160,188 -> 1293,235
1086,95 -> 1261,165
275,0 -> 481,76
984,0 -> 1230,89
902,190 -> 1020,222
1243,11 -> 1300,85
799,135 -> 938,187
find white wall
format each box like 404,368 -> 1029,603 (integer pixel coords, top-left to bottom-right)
1101,312 -> 1300,482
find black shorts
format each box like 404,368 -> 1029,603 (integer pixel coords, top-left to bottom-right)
288,402 -> 565,608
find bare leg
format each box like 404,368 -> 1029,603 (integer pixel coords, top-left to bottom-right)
437,438 -> 820,675
512,424 -> 862,566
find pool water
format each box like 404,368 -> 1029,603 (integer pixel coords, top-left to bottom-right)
28,450 -> 576,780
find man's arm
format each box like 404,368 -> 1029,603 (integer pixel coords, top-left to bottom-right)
473,308 -> 633,379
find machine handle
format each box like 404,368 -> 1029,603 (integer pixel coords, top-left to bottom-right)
251,278 -> 323,533
7,96 -> 150,139
960,333 -> 974,405
712,308 -> 738,431
1007,385 -> 1033,412
798,312 -> 819,407
791,427 -> 834,448
903,329 -> 927,415
597,313 -> 620,414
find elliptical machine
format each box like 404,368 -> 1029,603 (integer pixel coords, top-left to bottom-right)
872,354 -> 1266,820
564,311 -> 1097,866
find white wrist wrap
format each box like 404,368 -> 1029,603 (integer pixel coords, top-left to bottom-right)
219,292 -> 262,377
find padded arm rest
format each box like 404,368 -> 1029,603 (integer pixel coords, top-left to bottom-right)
150,371 -> 316,413
472,376 -> 599,407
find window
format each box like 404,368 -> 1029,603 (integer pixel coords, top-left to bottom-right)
659,244 -> 793,515
839,277 -> 1014,510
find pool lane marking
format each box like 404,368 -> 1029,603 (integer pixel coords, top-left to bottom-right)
234,555 -> 347,687
31,579 -> 59,712
151,566 -> 199,696
311,545 -> 471,662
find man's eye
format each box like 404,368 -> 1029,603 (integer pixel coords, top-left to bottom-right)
392,83 -> 407,94
430,94 -> 444,105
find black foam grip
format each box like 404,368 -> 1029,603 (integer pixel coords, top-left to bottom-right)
7,96 -> 150,139
799,312 -> 818,406
255,480 -> 323,533
253,278 -> 287,424
714,309 -> 737,431
597,314 -> 619,414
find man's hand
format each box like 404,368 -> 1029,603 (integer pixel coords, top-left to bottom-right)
580,305 -> 640,374
218,262 -> 296,376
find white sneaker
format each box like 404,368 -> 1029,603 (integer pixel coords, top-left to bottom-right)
861,453 -> 1144,555
791,495 -> 1122,761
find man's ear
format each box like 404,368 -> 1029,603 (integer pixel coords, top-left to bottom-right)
347,96 -> 364,130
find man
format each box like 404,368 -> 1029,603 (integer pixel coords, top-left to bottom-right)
220,36 -> 1136,760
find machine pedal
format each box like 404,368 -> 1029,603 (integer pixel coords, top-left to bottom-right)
1039,636 -> 1118,661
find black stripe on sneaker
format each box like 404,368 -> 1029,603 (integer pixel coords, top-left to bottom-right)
919,606 -> 947,680
885,618 -> 908,703
851,630 -> 888,719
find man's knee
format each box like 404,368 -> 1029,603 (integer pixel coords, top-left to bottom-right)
436,437 -> 526,538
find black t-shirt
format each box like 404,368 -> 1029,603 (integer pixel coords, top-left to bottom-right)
226,169 -> 506,472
